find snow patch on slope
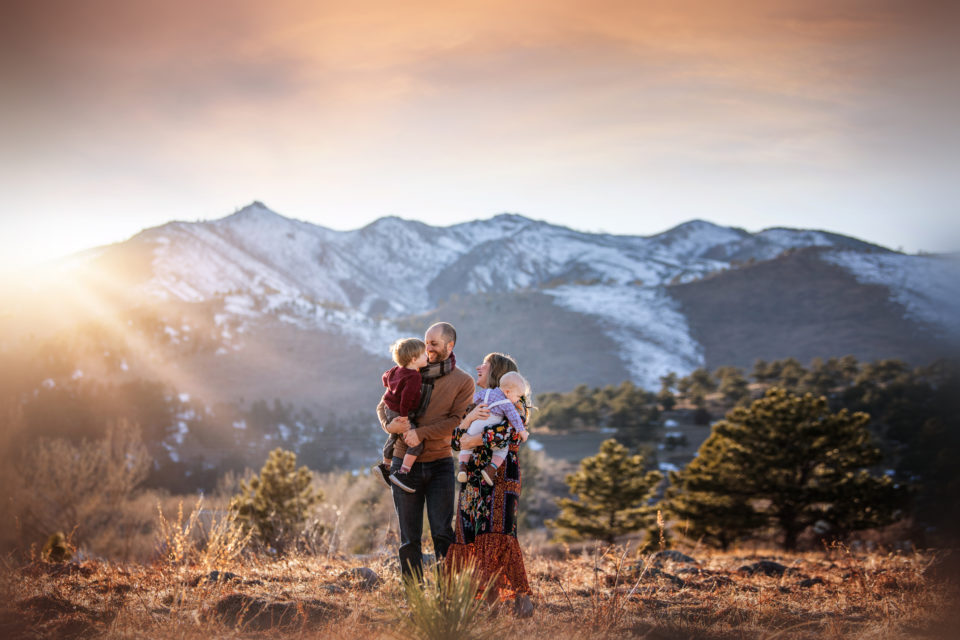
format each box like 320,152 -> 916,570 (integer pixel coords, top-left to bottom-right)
823,251 -> 960,336
646,220 -> 748,260
545,285 -> 704,388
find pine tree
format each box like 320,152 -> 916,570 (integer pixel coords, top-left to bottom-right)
715,366 -> 750,406
681,388 -> 906,550
776,358 -> 807,389
658,373 -> 677,410
665,434 -> 764,550
657,387 -> 677,411
752,358 -> 774,384
229,448 -> 322,554
549,439 -> 662,543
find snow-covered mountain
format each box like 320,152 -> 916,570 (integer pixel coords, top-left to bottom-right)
140,203 -> 892,314
49,202 -> 960,392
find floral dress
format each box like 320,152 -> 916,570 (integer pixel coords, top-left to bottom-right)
446,401 -> 531,598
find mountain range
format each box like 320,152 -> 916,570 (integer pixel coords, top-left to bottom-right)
4,202 -> 957,414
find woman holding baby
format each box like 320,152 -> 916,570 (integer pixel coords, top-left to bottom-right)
446,352 -> 535,618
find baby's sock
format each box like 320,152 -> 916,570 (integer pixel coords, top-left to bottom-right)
399,464 -> 411,473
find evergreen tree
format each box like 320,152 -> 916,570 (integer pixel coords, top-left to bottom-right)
689,388 -> 905,550
752,358 -> 774,384
659,372 -> 678,390
837,355 -> 860,386
658,372 -> 678,411
714,366 -> 750,406
677,368 -> 716,404
802,357 -> 843,396
666,434 -> 764,550
549,439 -> 662,543
229,448 -> 322,554
608,382 -> 660,439
657,387 -> 677,411
776,358 -> 807,389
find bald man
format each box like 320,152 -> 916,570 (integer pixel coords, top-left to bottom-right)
377,321 -> 474,580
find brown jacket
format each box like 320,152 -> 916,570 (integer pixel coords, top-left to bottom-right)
378,364 -> 474,462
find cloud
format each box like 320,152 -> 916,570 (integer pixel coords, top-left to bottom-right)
0,0 -> 956,255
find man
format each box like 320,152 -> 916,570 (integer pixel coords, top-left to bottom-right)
377,321 -> 474,580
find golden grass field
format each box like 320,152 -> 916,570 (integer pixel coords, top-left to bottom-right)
2,543 -> 956,640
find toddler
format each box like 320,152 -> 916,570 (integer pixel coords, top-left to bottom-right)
378,337 -> 428,493
458,371 -> 530,486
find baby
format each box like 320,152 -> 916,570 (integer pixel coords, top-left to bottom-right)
458,371 -> 530,486
377,337 -> 429,494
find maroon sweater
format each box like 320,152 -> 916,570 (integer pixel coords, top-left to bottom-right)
382,366 -> 422,417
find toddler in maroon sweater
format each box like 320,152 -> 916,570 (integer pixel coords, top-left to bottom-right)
378,337 -> 428,493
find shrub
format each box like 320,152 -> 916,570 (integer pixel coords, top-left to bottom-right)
393,562 -> 506,640
229,448 -> 322,554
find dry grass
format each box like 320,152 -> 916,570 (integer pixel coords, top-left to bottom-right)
1,541 -> 955,639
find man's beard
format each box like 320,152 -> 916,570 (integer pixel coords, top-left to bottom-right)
428,346 -> 450,363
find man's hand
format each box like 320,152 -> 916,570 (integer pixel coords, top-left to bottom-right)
459,432 -> 483,449
388,416 -> 411,434
403,428 -> 421,447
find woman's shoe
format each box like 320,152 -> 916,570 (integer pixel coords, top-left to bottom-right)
480,464 -> 497,486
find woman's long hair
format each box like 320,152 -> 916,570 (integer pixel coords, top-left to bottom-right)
484,352 -> 518,388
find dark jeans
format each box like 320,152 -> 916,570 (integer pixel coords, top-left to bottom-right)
391,456 -> 455,580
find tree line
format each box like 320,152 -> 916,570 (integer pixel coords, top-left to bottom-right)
539,356 -> 958,549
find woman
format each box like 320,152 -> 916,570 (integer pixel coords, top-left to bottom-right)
446,352 -> 534,617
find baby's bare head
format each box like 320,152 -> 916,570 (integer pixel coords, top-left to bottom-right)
499,371 -> 530,403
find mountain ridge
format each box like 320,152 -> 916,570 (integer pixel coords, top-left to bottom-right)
10,201 -> 956,399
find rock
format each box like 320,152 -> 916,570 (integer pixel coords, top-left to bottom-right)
653,550 -> 698,565
923,551 -> 958,584
644,568 -> 685,589
17,594 -> 94,620
336,567 -> 380,590
211,594 -> 343,630
44,614 -> 95,639
320,584 -> 345,594
20,562 -> 93,578
695,575 -> 733,590
799,577 -> 825,588
190,570 -> 242,587
513,597 -> 534,618
738,561 -> 788,577
15,594 -> 110,638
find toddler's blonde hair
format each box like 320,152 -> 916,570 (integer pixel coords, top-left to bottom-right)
391,337 -> 426,367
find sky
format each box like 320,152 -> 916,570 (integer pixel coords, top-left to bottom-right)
1,0 -> 958,272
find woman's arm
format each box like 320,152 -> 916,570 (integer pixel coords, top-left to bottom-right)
451,403 -> 490,450
459,432 -> 484,449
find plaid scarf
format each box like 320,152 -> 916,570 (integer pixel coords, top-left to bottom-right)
409,352 -> 457,421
